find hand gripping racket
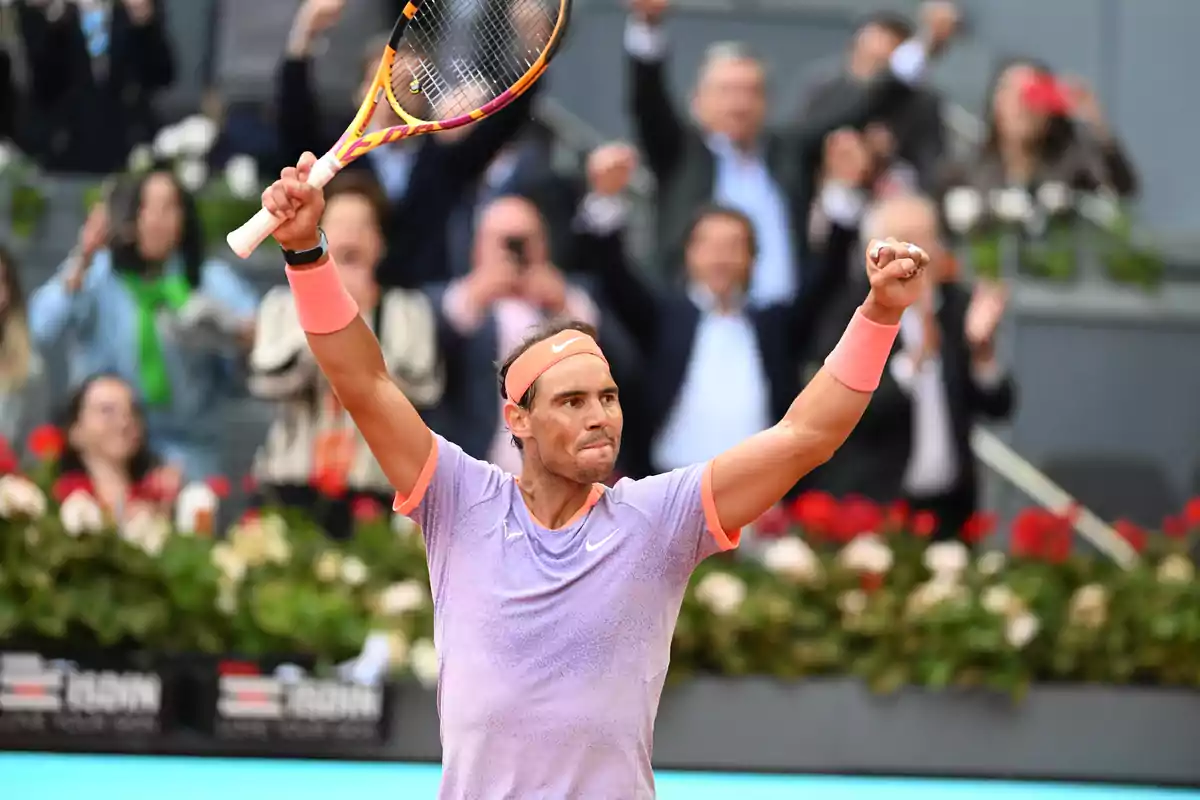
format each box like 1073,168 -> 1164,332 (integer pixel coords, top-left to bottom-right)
226,0 -> 572,258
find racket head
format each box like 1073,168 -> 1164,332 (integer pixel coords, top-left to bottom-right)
332,0 -> 570,164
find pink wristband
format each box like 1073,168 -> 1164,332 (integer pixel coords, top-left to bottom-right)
824,307 -> 901,392
285,259 -> 360,334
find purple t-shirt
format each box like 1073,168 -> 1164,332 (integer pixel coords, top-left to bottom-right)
397,434 -> 739,799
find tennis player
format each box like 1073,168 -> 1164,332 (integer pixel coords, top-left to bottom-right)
265,151 -> 929,799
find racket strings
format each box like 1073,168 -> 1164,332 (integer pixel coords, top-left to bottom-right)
388,0 -> 558,122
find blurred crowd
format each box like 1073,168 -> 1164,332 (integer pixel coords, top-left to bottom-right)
0,0 -> 1141,541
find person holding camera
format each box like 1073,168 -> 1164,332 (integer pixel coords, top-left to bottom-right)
432,195 -> 636,473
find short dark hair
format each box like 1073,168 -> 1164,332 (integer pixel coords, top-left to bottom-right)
324,170 -> 391,231
855,11 -> 914,41
684,204 -> 759,260
497,319 -> 599,451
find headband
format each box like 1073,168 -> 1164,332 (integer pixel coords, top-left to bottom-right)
504,330 -> 608,404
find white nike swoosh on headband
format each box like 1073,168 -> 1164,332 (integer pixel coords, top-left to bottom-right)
550,337 -> 582,354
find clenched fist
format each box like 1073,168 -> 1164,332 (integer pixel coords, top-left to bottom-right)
628,0 -> 668,25
587,143 -> 638,196
263,152 -> 326,254
862,238 -> 930,321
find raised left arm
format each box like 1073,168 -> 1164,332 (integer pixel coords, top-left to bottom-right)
708,241 -> 928,530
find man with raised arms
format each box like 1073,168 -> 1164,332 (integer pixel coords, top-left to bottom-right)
264,151 -> 930,799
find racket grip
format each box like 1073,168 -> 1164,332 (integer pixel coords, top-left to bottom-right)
225,152 -> 343,259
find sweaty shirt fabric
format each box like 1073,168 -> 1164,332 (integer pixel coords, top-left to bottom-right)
399,434 -> 739,800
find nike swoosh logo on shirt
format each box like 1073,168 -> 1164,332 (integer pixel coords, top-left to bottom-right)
585,531 -> 618,552
550,337 -> 582,354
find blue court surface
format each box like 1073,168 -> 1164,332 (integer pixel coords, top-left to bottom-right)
3,753 -> 1198,799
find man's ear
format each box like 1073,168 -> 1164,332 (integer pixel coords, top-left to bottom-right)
503,402 -> 532,443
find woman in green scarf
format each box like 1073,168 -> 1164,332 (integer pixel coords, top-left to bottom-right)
30,164 -> 261,481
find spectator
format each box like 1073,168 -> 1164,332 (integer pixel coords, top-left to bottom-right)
249,171 -> 445,538
574,142 -> 863,478
434,195 -> 625,470
57,372 -> 180,523
803,193 -> 1015,541
798,5 -> 954,191
624,0 -> 955,306
15,0 -> 174,173
28,165 -> 259,480
946,59 -> 1138,198
277,0 -> 538,289
0,246 -> 47,444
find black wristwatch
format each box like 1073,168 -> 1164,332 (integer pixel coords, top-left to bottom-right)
282,229 -> 329,266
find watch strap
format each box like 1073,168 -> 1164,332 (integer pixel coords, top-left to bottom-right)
282,229 -> 329,266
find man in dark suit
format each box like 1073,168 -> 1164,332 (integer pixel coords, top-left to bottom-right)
802,193 -> 1015,540
623,0 -> 957,306
277,0 -> 537,290
798,4 -> 957,192
571,141 -> 869,478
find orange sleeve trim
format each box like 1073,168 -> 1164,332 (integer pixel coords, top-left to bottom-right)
700,461 -> 741,551
393,435 -> 439,515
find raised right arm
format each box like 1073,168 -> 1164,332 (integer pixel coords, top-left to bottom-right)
263,153 -> 434,507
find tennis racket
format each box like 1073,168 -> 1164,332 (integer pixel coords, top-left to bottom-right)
226,0 -> 572,258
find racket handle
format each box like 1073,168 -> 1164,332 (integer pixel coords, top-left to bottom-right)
225,152 -> 343,259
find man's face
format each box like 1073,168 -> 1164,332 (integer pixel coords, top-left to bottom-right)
510,356 -> 623,485
853,23 -> 905,74
693,56 -> 767,147
323,193 -> 382,309
473,197 -> 549,273
685,213 -> 753,299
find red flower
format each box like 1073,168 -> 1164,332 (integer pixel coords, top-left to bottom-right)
753,504 -> 790,539
1011,507 -> 1072,562
960,512 -> 997,545
52,471 -> 94,503
1183,497 -> 1200,529
835,495 -> 883,542
206,476 -> 231,499
911,511 -> 938,538
789,492 -> 839,539
241,474 -> 259,495
883,500 -> 909,533
0,437 -> 17,475
28,425 -> 65,461
1113,519 -> 1147,554
1163,514 -> 1188,539
240,509 -> 261,525
860,571 -> 885,593
312,469 -> 348,499
352,496 -> 384,523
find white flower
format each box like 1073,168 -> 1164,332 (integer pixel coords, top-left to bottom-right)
175,114 -> 219,156
216,581 -> 239,615
981,584 -> 1021,618
175,482 -> 219,535
991,187 -> 1034,224
693,572 -> 747,616
976,551 -> 1007,577
211,542 -> 247,584
224,154 -> 259,199
1036,181 -> 1072,215
838,533 -> 894,575
231,514 -> 291,566
121,509 -> 171,556
127,144 -> 153,173
1068,583 -> 1109,629
1077,191 -> 1121,228
761,537 -> 821,584
906,577 -> 967,618
1005,611 -> 1040,649
0,142 -> 13,173
340,555 -> 368,587
379,580 -> 427,616
59,490 -> 105,536
0,475 -> 47,519
943,186 -> 983,234
314,551 -> 342,582
409,638 -> 439,687
152,124 -> 183,159
838,589 -> 868,618
923,541 -> 969,580
176,158 -> 208,192
1156,554 -> 1194,584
